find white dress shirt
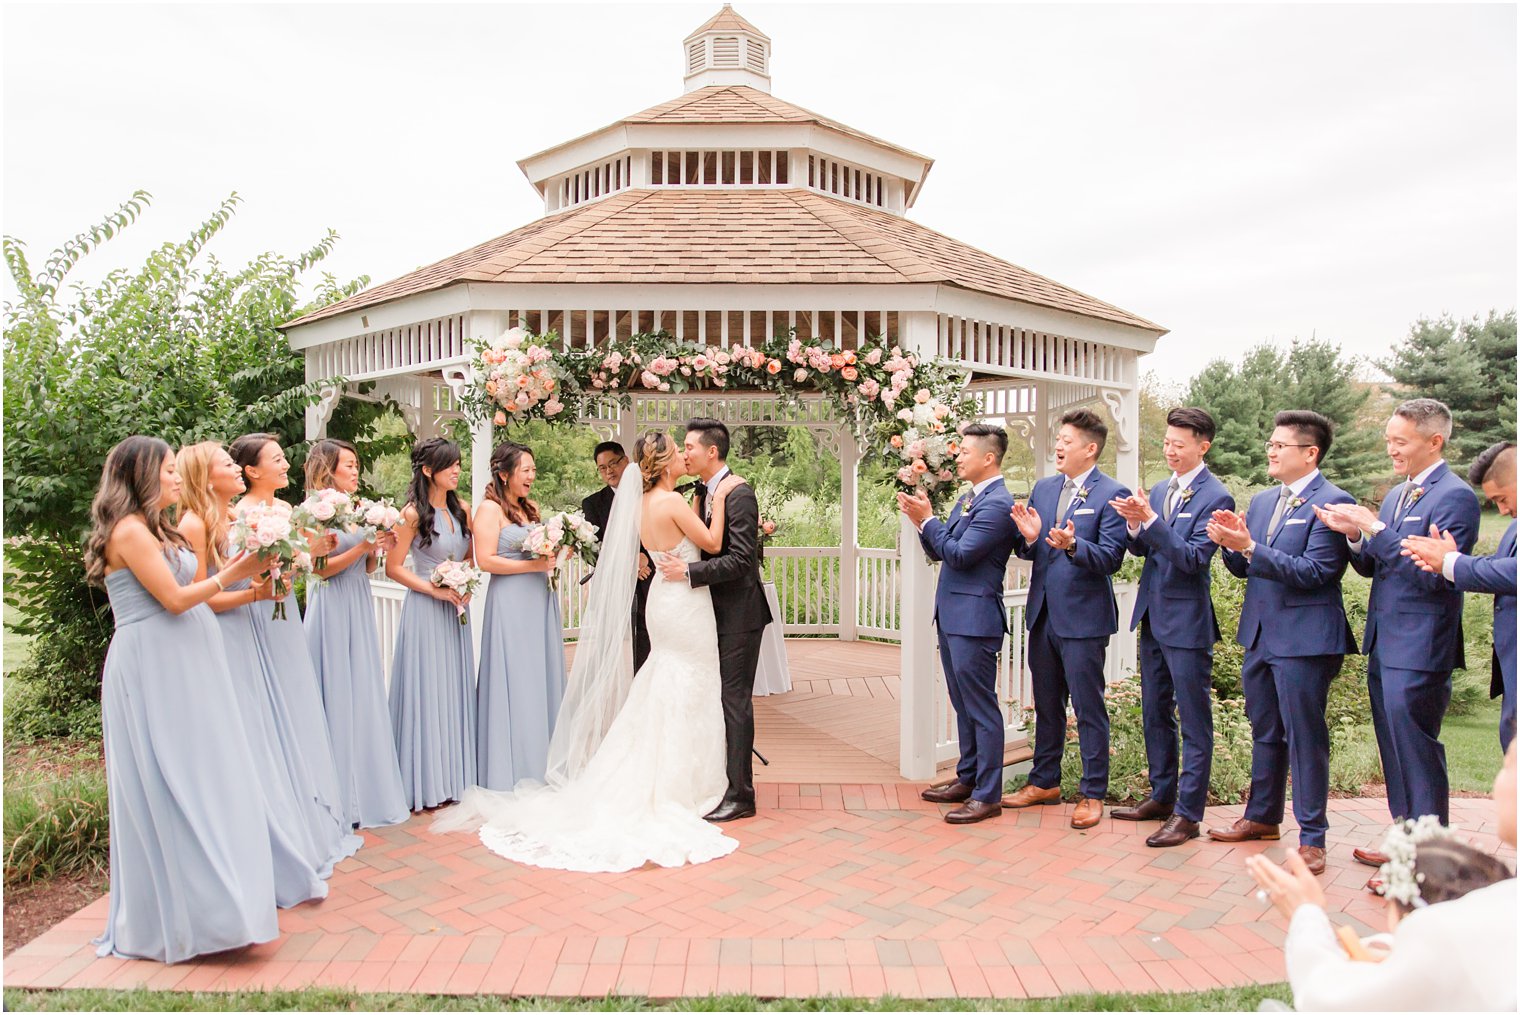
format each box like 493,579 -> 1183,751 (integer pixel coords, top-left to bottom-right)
1131,461 -> 1208,536
1244,469 -> 1320,558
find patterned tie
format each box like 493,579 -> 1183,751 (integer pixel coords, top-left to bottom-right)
1057,477 -> 1076,520
1164,477 -> 1181,521
1394,481 -> 1415,520
1266,485 -> 1293,539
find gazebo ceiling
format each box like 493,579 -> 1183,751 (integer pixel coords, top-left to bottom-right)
283,188 -> 1162,333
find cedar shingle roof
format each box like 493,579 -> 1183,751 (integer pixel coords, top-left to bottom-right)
684,4 -> 769,42
521,85 -> 930,167
284,189 -> 1161,333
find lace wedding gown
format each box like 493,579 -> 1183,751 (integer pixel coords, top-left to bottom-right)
435,535 -> 738,873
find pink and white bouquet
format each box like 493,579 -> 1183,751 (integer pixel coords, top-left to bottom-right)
472,327 -> 568,425
520,510 -> 600,589
292,488 -> 357,571
881,393 -> 962,503
229,498 -> 309,620
430,558 -> 482,625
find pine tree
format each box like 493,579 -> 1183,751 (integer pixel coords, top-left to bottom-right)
1380,311 -> 1517,464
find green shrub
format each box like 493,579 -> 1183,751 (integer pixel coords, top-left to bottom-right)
3,771 -> 110,886
1328,718 -> 1384,794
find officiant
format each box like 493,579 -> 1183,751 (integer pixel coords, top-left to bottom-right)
582,441 -> 653,669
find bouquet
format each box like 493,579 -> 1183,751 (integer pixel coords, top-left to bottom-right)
521,510 -> 600,589
354,496 -> 404,561
430,558 -> 482,625
471,327 -> 569,425
292,488 -> 356,571
229,498 -> 310,620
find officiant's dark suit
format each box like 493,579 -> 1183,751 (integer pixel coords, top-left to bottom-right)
689,471 -> 772,816
581,483 -> 652,671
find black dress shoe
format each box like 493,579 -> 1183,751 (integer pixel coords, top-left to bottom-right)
704,800 -> 757,823
945,800 -> 1001,825
921,782 -> 974,804
1112,797 -> 1174,822
1145,815 -> 1200,848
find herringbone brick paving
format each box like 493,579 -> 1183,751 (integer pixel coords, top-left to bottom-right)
6,643 -> 1511,999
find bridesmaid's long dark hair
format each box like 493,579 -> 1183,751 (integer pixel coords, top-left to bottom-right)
84,436 -> 188,585
228,432 -> 278,489
408,438 -> 469,548
483,442 -> 540,526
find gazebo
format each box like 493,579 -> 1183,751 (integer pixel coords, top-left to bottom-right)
282,5 -> 1166,782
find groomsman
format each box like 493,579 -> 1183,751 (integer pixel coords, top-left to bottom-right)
898,425 -> 1019,824
581,441 -> 652,670
1316,399 -> 1479,865
1005,409 -> 1130,829
1108,408 -> 1234,847
1207,410 -> 1357,875
1402,441 -> 1516,751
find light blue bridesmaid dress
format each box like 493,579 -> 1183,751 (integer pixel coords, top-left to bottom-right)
304,529 -> 409,828
215,562 -> 360,894
389,509 -> 477,810
95,547 -> 279,963
475,522 -> 565,789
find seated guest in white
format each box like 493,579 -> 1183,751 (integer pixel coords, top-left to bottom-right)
1247,742 -> 1517,1011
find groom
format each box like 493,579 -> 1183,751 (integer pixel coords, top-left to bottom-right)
656,418 -> 772,821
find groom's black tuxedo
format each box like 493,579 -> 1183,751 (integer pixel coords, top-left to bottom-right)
689,477 -> 773,810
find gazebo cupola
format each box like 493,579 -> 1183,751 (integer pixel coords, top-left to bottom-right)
683,4 -> 771,92
518,6 -> 933,216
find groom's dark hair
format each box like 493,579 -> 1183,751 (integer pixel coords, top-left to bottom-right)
686,418 -> 730,460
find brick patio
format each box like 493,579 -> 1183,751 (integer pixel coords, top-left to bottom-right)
5,642 -> 1511,1000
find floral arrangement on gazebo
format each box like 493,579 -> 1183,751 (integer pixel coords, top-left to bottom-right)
463,327 -> 977,505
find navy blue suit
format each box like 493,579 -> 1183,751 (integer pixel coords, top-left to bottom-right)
1350,462 -> 1480,824
1451,520 -> 1517,751
1127,468 -> 1234,822
1015,468 -> 1131,799
1221,472 -> 1357,848
919,479 -> 1019,803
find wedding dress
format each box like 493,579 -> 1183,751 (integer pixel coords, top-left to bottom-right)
432,466 -> 738,872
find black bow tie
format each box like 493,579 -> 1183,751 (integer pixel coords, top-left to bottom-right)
691,480 -> 707,496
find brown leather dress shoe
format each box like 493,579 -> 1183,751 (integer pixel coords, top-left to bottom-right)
1071,797 -> 1104,829
1353,847 -> 1389,868
1145,815 -> 1200,847
1003,783 -> 1062,808
1112,797 -> 1174,822
1207,818 -> 1281,842
1298,845 -> 1326,875
945,799 -> 1001,825
921,782 -> 974,804
1364,874 -> 1384,894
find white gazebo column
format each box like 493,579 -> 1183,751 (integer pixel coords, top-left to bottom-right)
1032,381 -> 1052,481
897,310 -> 939,780
1104,351 -> 1142,491
465,309 -> 510,636
838,427 -> 859,642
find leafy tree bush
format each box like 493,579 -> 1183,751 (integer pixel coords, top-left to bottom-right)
1380,311 -> 1517,461
2,191 -> 397,740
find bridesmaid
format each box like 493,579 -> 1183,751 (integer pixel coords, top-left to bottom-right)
474,442 -> 564,789
176,441 -> 346,898
86,436 -> 278,962
302,438 -> 409,829
387,437 -> 477,810
227,434 -> 363,863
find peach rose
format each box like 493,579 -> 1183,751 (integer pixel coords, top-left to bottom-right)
890,434 -> 904,448
841,366 -> 859,381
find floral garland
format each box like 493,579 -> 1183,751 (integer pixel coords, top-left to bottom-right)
462,327 -> 976,506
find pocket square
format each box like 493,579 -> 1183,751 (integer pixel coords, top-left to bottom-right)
1177,512 -> 1193,518
1401,516 -> 1422,524
1284,518 -> 1308,526
1074,508 -> 1095,516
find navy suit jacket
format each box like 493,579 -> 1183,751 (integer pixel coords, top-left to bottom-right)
1015,468 -> 1131,638
1128,467 -> 1235,650
1222,472 -> 1358,658
1350,462 -> 1480,672
919,479 -> 1019,640
1452,520 -> 1517,698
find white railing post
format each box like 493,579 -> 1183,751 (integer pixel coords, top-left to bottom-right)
839,428 -> 859,641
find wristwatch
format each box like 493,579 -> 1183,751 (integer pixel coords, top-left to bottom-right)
1362,520 -> 1386,541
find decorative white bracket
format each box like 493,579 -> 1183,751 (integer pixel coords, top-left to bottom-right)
1099,386 -> 1137,453
441,365 -> 474,405
304,382 -> 343,441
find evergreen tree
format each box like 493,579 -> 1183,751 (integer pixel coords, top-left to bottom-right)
1381,312 -> 1517,464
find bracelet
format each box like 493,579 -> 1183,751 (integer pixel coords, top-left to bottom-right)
211,574 -> 225,592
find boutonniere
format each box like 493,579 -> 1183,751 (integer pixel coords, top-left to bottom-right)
1074,485 -> 1092,503
1289,496 -> 1306,510
1179,487 -> 1196,505
1406,486 -> 1426,508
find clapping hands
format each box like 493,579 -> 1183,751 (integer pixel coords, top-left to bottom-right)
1401,524 -> 1458,573
1206,509 -> 1252,551
896,490 -> 932,526
1108,489 -> 1154,526
1008,501 -> 1076,549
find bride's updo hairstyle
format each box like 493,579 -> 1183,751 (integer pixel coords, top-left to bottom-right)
484,441 -> 540,525
635,432 -> 678,493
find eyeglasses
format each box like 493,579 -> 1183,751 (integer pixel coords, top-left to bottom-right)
596,458 -> 627,475
1264,442 -> 1313,453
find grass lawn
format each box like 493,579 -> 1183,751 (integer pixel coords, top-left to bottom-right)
1444,695 -> 1506,794
2,985 -> 1294,1012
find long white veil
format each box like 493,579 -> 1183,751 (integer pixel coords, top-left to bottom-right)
542,461 -> 642,786
431,461 -> 642,833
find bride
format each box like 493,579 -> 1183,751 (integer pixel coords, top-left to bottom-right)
433,431 -> 745,872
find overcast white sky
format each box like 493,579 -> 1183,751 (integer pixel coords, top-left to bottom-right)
3,2 -> 1515,384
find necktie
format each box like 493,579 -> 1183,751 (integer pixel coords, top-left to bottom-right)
1164,477 -> 1181,521
1395,481 -> 1414,519
1057,477 -> 1076,520
1266,485 -> 1293,539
